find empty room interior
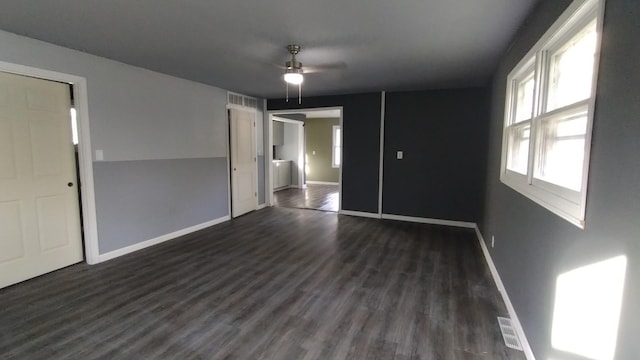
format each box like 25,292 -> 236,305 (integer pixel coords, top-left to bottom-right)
0,0 -> 637,359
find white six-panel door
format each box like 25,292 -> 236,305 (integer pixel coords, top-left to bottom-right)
229,108 -> 257,218
0,71 -> 83,289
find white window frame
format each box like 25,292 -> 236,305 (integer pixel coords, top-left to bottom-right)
500,0 -> 605,228
332,125 -> 341,168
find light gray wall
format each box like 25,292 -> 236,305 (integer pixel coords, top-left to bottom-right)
0,29 -> 231,256
281,122 -> 300,186
94,158 -> 228,253
481,0 -> 640,358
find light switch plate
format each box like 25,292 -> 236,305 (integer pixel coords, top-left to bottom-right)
95,149 -> 104,161
397,151 -> 403,160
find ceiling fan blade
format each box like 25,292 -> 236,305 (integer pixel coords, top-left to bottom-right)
304,62 -> 347,74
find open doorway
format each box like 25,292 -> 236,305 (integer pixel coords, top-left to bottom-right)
267,107 -> 343,212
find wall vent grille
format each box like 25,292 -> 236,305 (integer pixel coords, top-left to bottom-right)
497,317 -> 523,351
228,92 -> 257,109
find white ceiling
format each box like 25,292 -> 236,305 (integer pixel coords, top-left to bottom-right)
0,0 -> 539,99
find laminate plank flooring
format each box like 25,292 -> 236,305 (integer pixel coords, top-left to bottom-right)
274,184 -> 339,212
0,207 -> 525,360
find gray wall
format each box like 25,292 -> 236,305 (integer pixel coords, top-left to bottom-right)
383,89 -> 488,222
481,0 -> 640,358
268,93 -> 382,213
0,29 -> 231,256
94,158 -> 228,253
281,122 -> 300,186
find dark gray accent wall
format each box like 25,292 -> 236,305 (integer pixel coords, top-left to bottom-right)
94,158 -> 229,253
268,93 -> 382,213
481,0 -> 640,358
383,89 -> 489,222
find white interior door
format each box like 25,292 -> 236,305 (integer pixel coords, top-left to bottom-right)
230,108 -> 257,218
0,71 -> 83,289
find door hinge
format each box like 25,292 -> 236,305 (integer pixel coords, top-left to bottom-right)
254,192 -> 257,197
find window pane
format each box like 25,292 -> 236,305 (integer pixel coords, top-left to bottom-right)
335,128 -> 341,146
547,20 -> 597,111
535,113 -> 588,191
515,73 -> 535,123
334,146 -> 341,166
506,124 -> 530,175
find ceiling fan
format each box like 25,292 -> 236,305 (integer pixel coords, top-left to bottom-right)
281,44 -> 347,103
283,44 -> 304,103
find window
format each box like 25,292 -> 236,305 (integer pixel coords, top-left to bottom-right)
500,0 -> 603,228
332,125 -> 341,168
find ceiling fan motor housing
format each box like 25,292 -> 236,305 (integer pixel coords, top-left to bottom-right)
286,44 -> 303,74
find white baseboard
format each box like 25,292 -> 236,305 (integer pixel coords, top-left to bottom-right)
257,203 -> 267,210
339,210 -> 381,219
474,226 -> 535,360
97,216 -> 230,263
306,181 -> 339,185
381,213 -> 476,229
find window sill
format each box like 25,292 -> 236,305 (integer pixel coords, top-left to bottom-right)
500,173 -> 585,229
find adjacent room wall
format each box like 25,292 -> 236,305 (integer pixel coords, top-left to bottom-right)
305,117 -> 340,183
0,29 -> 231,256
481,0 -> 639,358
280,122 -> 300,187
268,93 -> 381,214
383,89 -> 489,222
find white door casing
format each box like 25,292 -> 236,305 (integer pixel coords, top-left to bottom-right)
230,108 -> 257,218
0,71 -> 83,288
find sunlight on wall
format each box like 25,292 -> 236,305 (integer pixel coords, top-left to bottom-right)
551,255 -> 627,360
305,154 -> 310,175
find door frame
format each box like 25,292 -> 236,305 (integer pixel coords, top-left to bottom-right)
0,60 -> 99,264
271,116 -> 305,192
226,105 -> 259,218
266,106 -> 343,211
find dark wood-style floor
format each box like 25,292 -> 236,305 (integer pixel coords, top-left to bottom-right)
274,184 -> 339,212
0,207 -> 524,360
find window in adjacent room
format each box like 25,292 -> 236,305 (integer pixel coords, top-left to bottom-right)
500,0 -> 604,228
332,125 -> 341,168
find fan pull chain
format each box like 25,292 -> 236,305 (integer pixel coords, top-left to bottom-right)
298,83 -> 301,104
286,82 -> 289,102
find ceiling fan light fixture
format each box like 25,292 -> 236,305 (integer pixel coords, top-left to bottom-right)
284,71 -> 303,85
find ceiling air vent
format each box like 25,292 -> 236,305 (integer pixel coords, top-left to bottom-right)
497,317 -> 523,351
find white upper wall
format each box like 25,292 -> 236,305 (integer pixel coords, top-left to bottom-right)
0,29 -> 228,161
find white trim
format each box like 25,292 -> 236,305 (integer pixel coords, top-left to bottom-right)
256,203 -> 267,210
474,226 -> 536,360
98,216 -> 230,262
306,181 -> 339,185
267,106 -> 344,211
381,214 -> 476,229
378,91 -> 386,216
339,210 -> 381,219
225,108 -> 233,218
272,115 -> 304,125
0,61 -> 100,265
499,0 -> 605,229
